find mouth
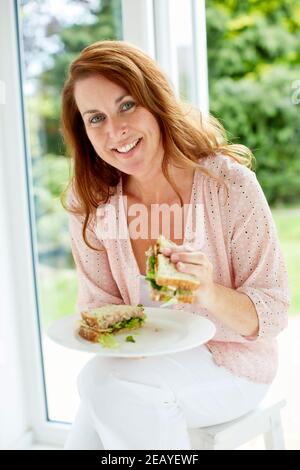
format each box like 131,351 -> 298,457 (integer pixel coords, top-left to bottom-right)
113,138 -> 142,158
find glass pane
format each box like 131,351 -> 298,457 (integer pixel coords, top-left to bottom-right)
205,0 -> 300,315
19,0 -> 123,423
169,0 -> 196,103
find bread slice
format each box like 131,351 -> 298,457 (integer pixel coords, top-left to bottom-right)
78,304 -> 146,343
80,304 -> 145,329
79,323 -> 144,343
156,254 -> 200,290
79,324 -> 102,342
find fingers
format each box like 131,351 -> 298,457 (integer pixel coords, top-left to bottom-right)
160,246 -> 206,264
160,244 -> 193,254
159,247 -> 172,255
160,245 -> 195,257
170,251 -> 206,264
176,261 -> 202,277
177,258 -> 213,282
159,244 -> 209,281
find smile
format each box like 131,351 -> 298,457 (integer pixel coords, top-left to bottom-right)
113,138 -> 142,157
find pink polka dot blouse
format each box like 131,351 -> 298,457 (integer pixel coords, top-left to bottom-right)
68,154 -> 290,384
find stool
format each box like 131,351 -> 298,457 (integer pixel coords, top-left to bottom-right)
188,398 -> 286,450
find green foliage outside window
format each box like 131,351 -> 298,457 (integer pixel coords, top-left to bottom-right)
206,0 -> 300,204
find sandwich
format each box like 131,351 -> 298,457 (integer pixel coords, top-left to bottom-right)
79,304 -> 146,346
145,235 -> 200,304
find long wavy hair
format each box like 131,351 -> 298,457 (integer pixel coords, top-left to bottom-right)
61,40 -> 254,250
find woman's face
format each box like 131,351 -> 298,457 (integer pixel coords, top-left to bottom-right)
74,74 -> 164,176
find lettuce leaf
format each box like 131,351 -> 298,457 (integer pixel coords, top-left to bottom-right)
113,316 -> 145,330
98,334 -> 119,349
98,317 -> 145,348
145,277 -> 163,290
125,335 -> 136,343
148,254 -> 156,272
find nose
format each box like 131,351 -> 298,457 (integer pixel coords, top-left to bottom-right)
106,116 -> 128,143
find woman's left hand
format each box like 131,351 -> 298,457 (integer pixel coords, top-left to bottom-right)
160,244 -> 216,309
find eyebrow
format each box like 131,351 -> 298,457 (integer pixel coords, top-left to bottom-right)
82,94 -> 129,117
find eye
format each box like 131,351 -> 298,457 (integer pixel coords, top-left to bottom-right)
89,114 -> 105,125
121,100 -> 136,111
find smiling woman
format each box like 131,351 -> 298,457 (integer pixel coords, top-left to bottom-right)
74,75 -> 162,173
60,40 -> 290,450
61,40 -> 253,249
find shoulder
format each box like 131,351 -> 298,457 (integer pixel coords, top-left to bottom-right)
198,153 -> 257,188
197,153 -> 264,212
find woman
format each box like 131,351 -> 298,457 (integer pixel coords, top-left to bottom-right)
61,40 -> 290,450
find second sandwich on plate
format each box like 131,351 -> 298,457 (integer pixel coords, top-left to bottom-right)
79,304 -> 146,347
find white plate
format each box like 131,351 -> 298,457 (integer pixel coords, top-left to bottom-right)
47,308 -> 216,358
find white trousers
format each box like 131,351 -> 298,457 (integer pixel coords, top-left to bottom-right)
64,346 -> 270,450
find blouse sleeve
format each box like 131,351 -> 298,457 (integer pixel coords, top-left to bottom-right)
68,191 -> 123,313
227,166 -> 291,343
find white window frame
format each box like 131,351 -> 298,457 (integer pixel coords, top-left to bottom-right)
153,0 -> 209,113
192,0 -> 209,115
0,0 -> 209,448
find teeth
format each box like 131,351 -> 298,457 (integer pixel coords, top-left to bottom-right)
116,139 -> 140,153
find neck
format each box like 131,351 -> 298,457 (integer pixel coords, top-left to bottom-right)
123,164 -> 194,206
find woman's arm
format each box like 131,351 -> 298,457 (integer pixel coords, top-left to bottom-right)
161,166 -> 290,342
68,190 -> 123,312
204,283 -> 259,337
161,246 -> 259,337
